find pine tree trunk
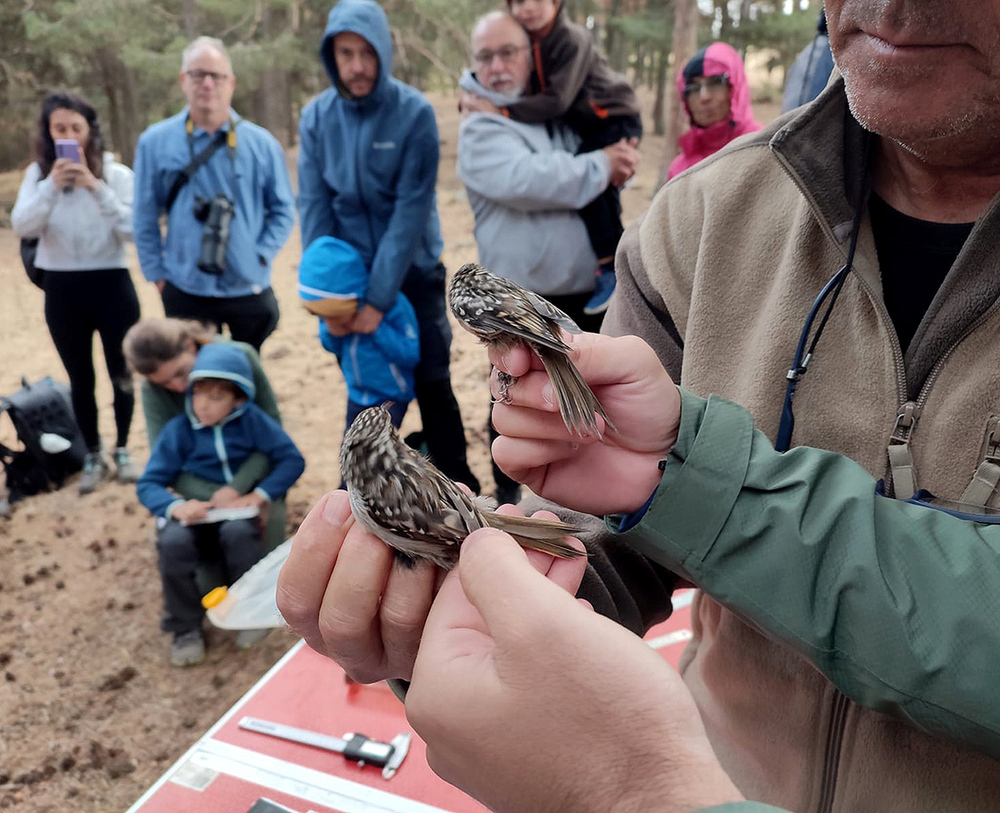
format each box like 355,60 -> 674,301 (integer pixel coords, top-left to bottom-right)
656,0 -> 697,191
96,49 -> 140,166
253,3 -> 294,146
652,44 -> 669,136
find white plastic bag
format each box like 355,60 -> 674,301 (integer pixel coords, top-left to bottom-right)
202,539 -> 292,630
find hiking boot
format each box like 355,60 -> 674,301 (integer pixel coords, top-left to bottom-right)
113,447 -> 142,483
235,628 -> 270,650
78,451 -> 110,495
583,270 -> 617,316
171,629 -> 206,667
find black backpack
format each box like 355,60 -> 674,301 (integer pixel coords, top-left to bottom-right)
20,238 -> 44,289
0,377 -> 86,502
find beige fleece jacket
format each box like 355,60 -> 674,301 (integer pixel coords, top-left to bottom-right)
603,76 -> 1000,813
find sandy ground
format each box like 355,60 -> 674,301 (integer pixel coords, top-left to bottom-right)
0,90 -> 780,812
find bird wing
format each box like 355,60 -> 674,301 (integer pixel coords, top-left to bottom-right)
524,290 -> 582,335
467,298 -> 572,354
364,448 -> 485,548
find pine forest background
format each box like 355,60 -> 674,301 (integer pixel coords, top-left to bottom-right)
1,0 -> 822,174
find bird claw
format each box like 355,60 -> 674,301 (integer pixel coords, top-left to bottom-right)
491,370 -> 517,405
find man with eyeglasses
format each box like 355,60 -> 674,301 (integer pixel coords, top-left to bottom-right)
134,36 -> 295,352
457,9 -> 638,504
296,0 -> 480,493
666,42 -> 761,180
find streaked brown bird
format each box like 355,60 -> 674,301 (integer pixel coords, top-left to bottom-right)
448,262 -> 616,439
339,405 -> 585,570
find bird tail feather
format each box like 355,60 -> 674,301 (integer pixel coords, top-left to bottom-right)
487,512 -> 587,560
537,347 -> 618,438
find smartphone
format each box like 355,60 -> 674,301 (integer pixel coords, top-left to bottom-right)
54,139 -> 80,163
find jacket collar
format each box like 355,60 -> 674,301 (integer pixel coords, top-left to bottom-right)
768,73 -> 870,245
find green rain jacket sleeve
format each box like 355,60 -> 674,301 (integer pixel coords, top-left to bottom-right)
614,388 -> 1000,760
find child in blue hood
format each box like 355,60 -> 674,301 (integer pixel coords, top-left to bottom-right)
137,342 -> 305,666
299,236 -> 419,437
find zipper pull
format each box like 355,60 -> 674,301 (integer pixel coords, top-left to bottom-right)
887,401 -> 920,499
960,416 -> 1000,507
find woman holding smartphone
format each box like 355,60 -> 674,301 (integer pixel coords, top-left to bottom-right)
11,92 -> 142,495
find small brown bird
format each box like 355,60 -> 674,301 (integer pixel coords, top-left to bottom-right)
448,262 -> 616,439
339,405 -> 585,570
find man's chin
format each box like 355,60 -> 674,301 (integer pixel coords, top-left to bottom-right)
346,79 -> 375,97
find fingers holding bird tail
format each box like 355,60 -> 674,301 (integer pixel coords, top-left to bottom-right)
511,533 -> 587,561
536,348 -> 618,439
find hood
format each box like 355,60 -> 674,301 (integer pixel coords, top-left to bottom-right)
188,343 -> 256,401
678,42 -> 757,133
298,236 -> 369,301
459,69 -> 522,108
321,0 -> 393,100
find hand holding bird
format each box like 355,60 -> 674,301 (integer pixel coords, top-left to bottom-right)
448,262 -> 616,439
339,405 -> 585,570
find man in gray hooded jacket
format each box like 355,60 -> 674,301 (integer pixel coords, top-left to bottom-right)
458,11 -> 638,333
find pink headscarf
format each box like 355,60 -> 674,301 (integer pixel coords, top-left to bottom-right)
667,42 -> 762,180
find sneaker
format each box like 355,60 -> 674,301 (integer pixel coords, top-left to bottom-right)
583,270 -> 617,316
78,452 -> 110,495
235,628 -> 270,650
113,447 -> 142,483
171,629 -> 206,667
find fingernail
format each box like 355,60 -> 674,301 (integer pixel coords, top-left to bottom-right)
501,351 -> 512,371
542,382 -> 554,406
322,493 -> 353,526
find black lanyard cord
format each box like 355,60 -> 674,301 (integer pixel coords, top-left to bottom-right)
775,135 -> 872,452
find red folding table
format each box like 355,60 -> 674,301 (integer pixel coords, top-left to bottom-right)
127,590 -> 694,813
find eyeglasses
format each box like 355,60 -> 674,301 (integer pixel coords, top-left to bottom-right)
473,45 -> 528,66
683,74 -> 729,97
185,69 -> 231,84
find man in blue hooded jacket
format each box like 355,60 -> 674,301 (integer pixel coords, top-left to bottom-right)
297,0 -> 479,492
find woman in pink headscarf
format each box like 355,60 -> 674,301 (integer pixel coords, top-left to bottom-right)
667,42 -> 762,180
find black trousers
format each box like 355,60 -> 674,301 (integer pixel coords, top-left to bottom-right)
161,282 -> 280,352
400,263 -> 480,493
43,268 -> 141,452
157,517 -> 263,634
575,113 -> 644,261
490,291 -> 602,497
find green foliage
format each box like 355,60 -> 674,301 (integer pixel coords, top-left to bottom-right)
717,1 -> 820,73
0,0 -> 822,173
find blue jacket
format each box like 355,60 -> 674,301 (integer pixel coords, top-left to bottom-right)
299,236 -> 419,406
133,109 -> 296,297
137,344 -> 305,518
297,0 -> 444,314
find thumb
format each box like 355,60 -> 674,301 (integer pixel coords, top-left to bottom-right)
456,528 -> 581,645
564,332 -> 667,389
